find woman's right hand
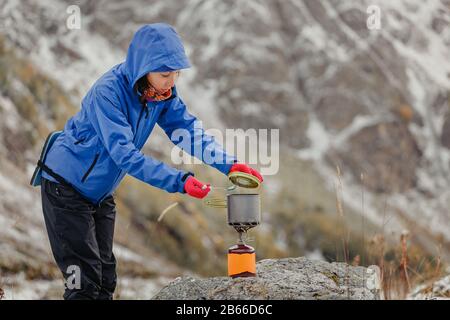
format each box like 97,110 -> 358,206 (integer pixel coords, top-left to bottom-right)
184,176 -> 211,199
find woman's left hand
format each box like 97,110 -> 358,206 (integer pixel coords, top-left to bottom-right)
229,163 -> 263,183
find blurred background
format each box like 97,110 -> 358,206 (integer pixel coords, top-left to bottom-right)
0,0 -> 449,299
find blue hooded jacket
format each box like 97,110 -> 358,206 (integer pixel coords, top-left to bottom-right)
42,23 -> 236,205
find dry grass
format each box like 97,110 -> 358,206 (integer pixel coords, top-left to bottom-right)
332,165 -> 447,300
334,165 -> 350,264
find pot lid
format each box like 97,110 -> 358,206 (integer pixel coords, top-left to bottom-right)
228,171 -> 261,189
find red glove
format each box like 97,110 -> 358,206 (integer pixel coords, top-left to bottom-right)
184,176 -> 211,199
229,163 -> 263,183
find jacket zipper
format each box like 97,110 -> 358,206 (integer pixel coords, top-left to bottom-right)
134,103 -> 147,146
81,153 -> 100,183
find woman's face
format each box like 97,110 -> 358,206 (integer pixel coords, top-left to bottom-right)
146,71 -> 180,93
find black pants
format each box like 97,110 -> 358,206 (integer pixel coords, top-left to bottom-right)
41,178 -> 117,300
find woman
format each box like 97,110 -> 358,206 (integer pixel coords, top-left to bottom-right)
38,23 -> 263,299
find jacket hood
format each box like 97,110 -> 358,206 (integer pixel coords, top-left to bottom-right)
123,23 -> 191,90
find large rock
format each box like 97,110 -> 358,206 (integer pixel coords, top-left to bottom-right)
153,257 -> 380,300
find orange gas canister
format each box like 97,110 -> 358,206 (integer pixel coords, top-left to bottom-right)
227,243 -> 256,278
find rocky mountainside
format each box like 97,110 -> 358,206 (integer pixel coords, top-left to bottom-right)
177,0 -> 450,251
0,0 -> 449,299
3,0 -> 449,248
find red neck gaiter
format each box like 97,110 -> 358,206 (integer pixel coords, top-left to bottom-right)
142,84 -> 172,102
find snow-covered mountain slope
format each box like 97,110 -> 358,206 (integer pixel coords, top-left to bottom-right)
176,0 -> 450,248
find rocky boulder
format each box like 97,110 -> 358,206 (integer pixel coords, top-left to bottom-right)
153,257 -> 380,300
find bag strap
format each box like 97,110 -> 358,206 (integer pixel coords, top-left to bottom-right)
37,160 -> 73,189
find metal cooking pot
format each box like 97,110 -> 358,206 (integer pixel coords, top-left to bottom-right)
227,193 -> 261,229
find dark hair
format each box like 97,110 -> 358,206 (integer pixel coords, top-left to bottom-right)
135,75 -> 149,104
